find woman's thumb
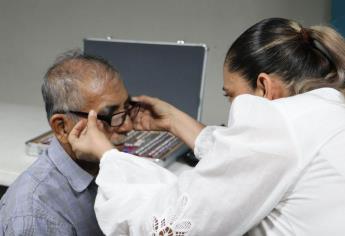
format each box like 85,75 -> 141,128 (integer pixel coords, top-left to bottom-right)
68,119 -> 87,144
88,110 -> 98,129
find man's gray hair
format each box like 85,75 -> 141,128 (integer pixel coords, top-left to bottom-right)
41,49 -> 119,120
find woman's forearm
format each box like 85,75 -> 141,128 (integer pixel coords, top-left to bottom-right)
169,107 -> 205,150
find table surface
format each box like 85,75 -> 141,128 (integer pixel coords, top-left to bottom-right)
0,102 -> 192,186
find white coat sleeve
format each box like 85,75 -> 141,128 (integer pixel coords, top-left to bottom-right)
94,95 -> 300,236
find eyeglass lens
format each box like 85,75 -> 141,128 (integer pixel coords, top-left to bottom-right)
110,104 -> 140,127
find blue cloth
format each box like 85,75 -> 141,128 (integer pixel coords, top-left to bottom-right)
0,137 -> 104,235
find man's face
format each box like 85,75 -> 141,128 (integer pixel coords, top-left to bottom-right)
73,76 -> 133,145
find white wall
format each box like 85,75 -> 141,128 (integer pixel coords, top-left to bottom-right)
0,0 -> 330,125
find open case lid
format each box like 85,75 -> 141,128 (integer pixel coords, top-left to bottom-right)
83,38 -> 208,121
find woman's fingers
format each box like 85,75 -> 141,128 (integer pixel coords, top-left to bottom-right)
132,95 -> 160,107
133,109 -> 152,130
132,95 -> 173,132
133,114 -> 144,130
87,110 -> 98,130
68,119 -> 87,144
67,109 -> 115,162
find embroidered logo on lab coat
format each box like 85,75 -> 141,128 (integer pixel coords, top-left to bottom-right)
151,195 -> 192,236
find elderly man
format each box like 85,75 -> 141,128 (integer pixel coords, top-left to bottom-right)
0,51 -> 139,235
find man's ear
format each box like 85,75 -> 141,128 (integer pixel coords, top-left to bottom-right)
255,73 -> 274,100
50,114 -> 70,144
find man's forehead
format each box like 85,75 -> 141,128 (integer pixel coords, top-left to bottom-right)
80,77 -> 129,112
80,72 -> 121,93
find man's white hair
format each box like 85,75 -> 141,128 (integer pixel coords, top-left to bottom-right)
41,49 -> 119,120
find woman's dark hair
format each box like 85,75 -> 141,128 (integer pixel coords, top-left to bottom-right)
225,18 -> 345,95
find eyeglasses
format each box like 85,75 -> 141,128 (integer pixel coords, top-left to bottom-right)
55,101 -> 141,127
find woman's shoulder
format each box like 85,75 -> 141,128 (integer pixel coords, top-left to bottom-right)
227,88 -> 345,134
274,88 -> 345,116
230,88 -> 345,144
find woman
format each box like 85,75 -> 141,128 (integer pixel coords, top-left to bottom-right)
69,18 -> 345,235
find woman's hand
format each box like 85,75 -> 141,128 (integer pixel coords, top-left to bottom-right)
133,95 -> 205,150
68,110 -> 114,162
132,95 -> 178,132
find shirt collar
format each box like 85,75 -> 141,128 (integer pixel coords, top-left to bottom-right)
47,137 -> 94,193
306,87 -> 345,103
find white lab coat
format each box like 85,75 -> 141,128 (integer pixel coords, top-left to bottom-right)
94,88 -> 345,236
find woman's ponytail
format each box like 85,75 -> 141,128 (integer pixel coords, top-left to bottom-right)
308,26 -> 345,93
225,18 -> 345,96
